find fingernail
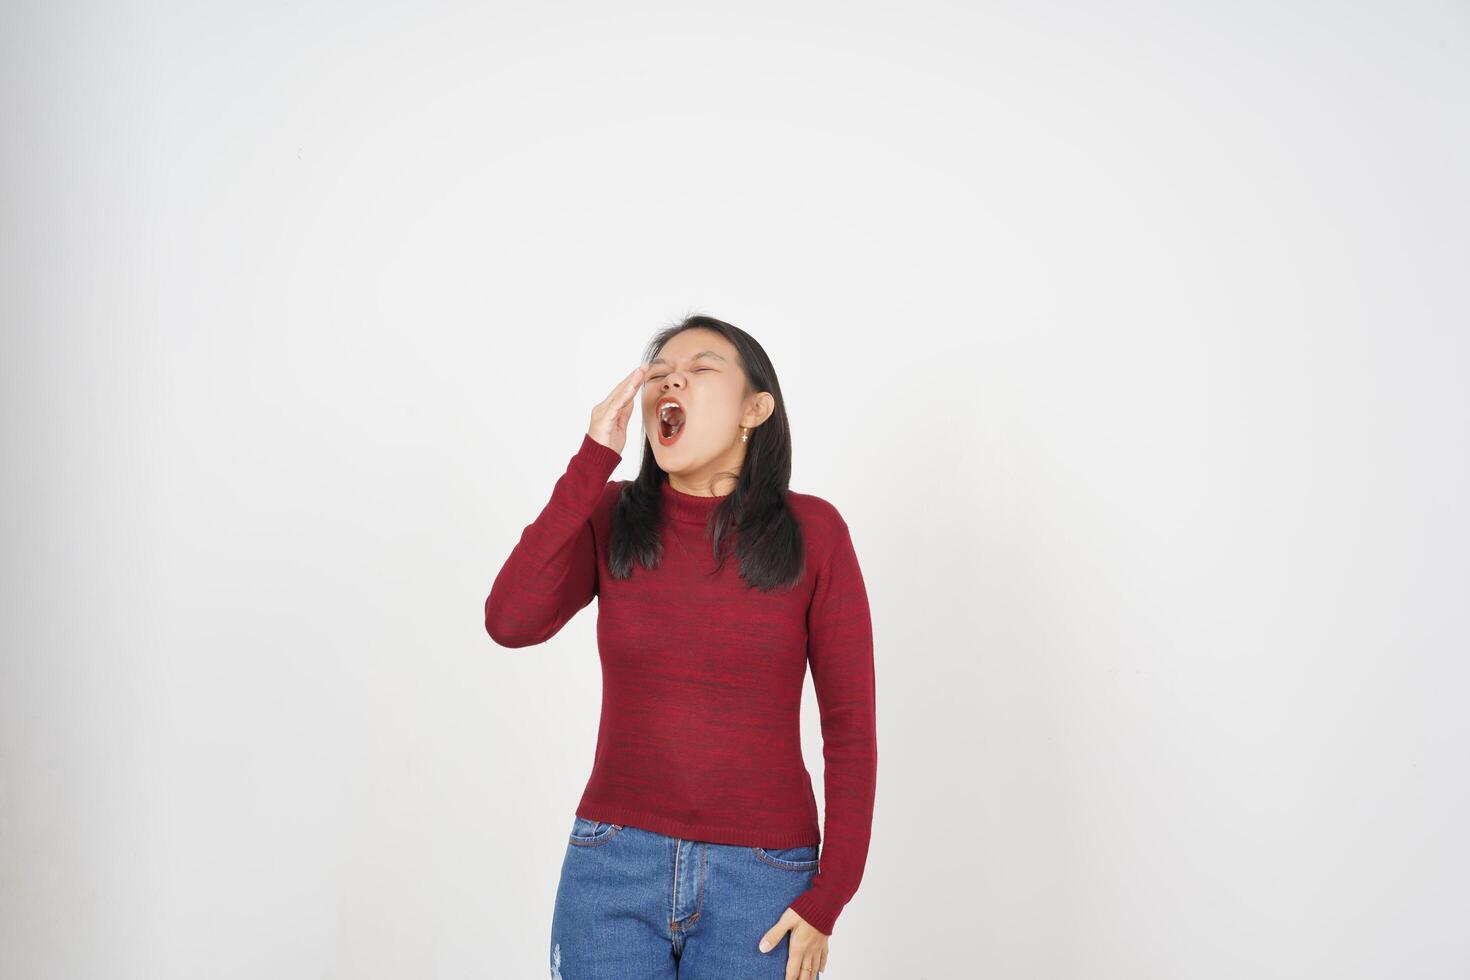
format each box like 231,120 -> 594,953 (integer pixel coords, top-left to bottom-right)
758,940 -> 770,953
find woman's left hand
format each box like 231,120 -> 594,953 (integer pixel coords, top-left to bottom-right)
758,907 -> 829,979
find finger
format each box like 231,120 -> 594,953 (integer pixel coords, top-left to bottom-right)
782,924 -> 814,980
618,363 -> 650,406
758,918 -> 790,954
601,364 -> 648,410
615,384 -> 641,427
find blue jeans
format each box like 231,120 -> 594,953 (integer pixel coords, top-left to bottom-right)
550,814 -> 824,979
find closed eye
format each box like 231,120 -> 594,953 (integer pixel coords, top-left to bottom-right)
648,369 -> 717,379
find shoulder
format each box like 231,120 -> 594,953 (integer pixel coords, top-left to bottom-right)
785,489 -> 852,545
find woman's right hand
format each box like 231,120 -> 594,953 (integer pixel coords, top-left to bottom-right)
588,363 -> 650,456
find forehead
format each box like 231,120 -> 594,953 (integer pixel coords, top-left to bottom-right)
650,330 -> 734,366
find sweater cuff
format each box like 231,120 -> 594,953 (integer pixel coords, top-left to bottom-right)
532,433 -> 621,532
576,433 -> 623,471
539,433 -> 621,525
787,887 -> 844,937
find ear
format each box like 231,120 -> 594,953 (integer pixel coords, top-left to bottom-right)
743,392 -> 775,428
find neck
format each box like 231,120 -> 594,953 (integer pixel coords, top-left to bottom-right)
660,473 -> 732,524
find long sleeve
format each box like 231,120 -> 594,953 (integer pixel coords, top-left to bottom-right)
483,433 -> 622,648
786,518 -> 878,936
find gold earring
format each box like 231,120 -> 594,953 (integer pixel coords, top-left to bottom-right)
740,427 -> 749,443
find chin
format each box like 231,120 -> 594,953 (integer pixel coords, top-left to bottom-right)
652,439 -> 705,473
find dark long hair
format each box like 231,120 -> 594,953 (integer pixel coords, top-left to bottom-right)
607,314 -> 805,593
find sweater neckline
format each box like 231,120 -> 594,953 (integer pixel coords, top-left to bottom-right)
660,474 -> 731,524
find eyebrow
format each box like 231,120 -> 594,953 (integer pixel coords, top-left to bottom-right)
649,350 -> 727,368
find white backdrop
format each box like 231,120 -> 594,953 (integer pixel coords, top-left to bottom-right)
3,1 -> 1467,978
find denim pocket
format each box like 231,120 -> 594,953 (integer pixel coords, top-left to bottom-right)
751,844 -> 819,871
568,814 -> 622,846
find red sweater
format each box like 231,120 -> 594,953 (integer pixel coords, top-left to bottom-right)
484,433 -> 877,936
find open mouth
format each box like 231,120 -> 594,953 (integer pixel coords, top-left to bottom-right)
657,398 -> 686,445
